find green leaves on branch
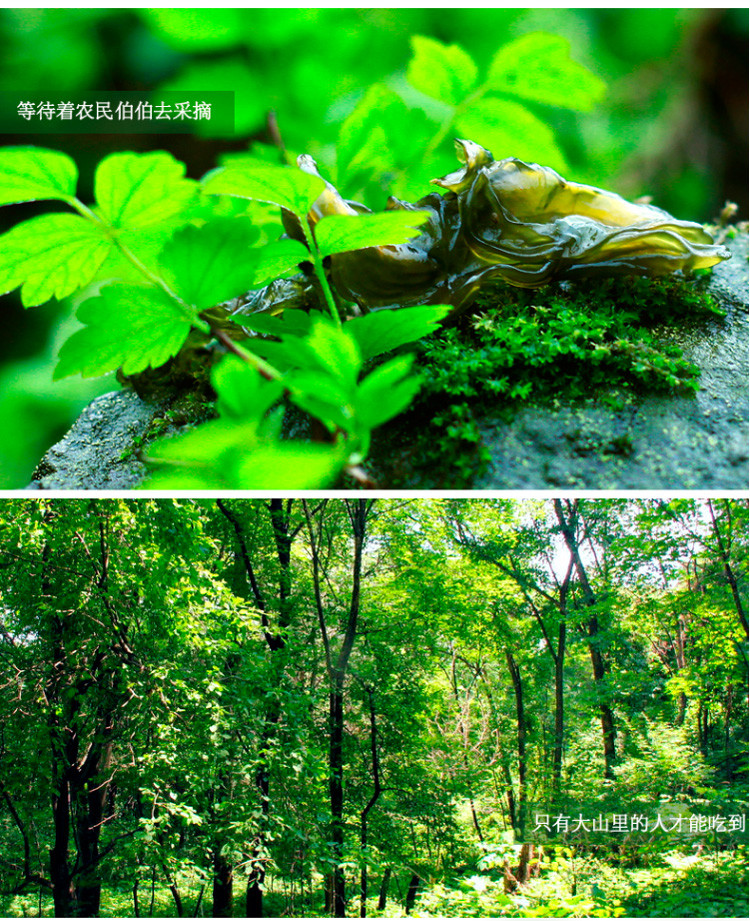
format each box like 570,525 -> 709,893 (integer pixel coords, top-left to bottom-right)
238,305 -> 450,454
148,303 -> 449,487
455,98 -> 565,174
337,30 -> 606,192
146,359 -> 345,489
406,31 -> 605,171
0,148 -> 199,309
159,217 -> 261,310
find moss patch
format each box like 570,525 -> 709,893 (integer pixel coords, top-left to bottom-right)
368,273 -> 725,488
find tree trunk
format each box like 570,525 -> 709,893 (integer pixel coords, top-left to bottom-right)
217,499 -> 297,919
708,499 -> 749,638
212,851 -> 233,918
49,775 -> 74,918
554,499 -> 617,779
360,691 -> 382,918
552,624 -> 566,796
587,632 -> 617,779
376,868 -> 391,912
307,499 -> 372,919
330,677 -> 347,918
505,650 -> 527,836
405,874 -> 421,915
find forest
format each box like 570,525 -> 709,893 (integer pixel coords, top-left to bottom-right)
0,498 -> 747,918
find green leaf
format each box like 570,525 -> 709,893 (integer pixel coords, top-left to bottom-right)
315,210 -> 430,259
407,35 -> 478,106
456,97 -> 568,172
212,355 -> 284,420
235,443 -> 343,488
0,213 -> 113,307
146,419 -> 344,489
0,146 -> 78,207
159,217 -> 261,310
298,318 -> 361,385
202,163 -> 325,217
54,285 -> 193,379
355,354 -> 422,429
346,305 -> 450,361
94,151 -> 197,230
234,310 -> 316,338
337,84 -> 406,183
487,32 -> 606,112
246,239 -> 311,287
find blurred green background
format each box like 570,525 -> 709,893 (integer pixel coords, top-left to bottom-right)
1,7 -> 747,488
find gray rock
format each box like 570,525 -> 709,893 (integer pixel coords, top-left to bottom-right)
475,231 -> 748,489
31,232 -> 748,491
29,390 -> 160,490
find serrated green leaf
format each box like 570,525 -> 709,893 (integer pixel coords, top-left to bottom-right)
456,97 -> 568,172
337,84 -> 405,185
301,319 -> 362,384
0,213 -> 113,307
202,163 -> 325,217
355,355 -> 422,429
159,217 -> 260,310
247,238 -> 310,287
95,151 -> 197,230
407,35 -> 478,106
0,146 -> 78,207
54,285 -> 193,379
288,369 -> 353,412
315,210 -> 430,259
488,32 -> 606,112
346,305 -> 450,361
212,355 -> 284,420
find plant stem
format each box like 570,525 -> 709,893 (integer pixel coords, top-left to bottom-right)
210,326 -> 283,382
299,222 -> 341,327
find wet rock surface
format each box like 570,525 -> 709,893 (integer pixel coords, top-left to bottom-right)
29,390 -> 163,490
30,233 -> 748,491
474,231 -> 748,489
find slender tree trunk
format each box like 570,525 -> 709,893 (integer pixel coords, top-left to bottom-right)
708,500 -> 749,638
376,868 -> 391,912
306,499 -> 372,918
586,624 -> 617,779
554,499 -> 617,779
360,691 -> 381,918
330,675 -> 347,917
217,499 -> 297,919
552,624 -> 566,795
505,650 -> 527,836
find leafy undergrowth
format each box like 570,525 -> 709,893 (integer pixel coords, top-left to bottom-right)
400,849 -> 747,919
2,850 -> 745,918
368,273 -> 723,487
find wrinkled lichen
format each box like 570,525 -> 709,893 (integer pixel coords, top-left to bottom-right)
267,139 -> 730,317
